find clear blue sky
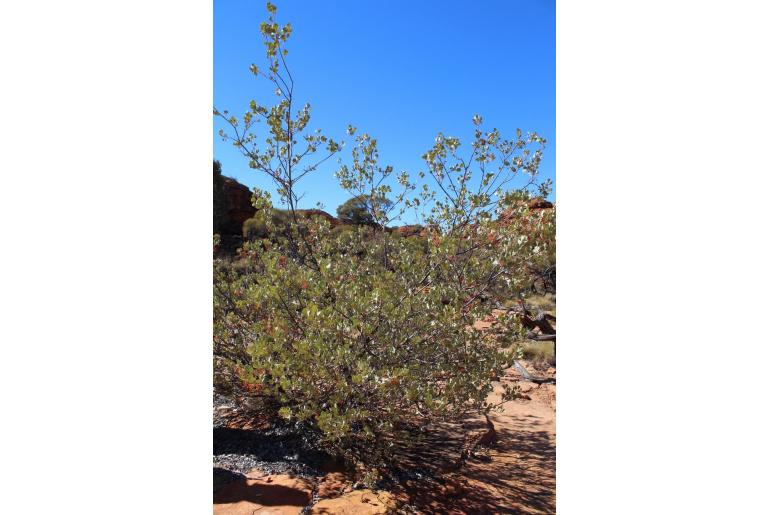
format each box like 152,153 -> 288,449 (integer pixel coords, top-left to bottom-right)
214,0 -> 555,219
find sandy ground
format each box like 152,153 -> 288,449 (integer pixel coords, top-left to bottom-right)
390,360 -> 556,514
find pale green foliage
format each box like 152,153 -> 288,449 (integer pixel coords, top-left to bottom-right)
213,2 -> 555,470
214,3 -> 341,210
416,119 -> 547,231
334,129 -> 418,228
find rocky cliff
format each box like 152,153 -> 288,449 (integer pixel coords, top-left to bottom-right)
220,177 -> 257,236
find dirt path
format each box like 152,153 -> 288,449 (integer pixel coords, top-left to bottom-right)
464,366 -> 555,514
394,361 -> 556,514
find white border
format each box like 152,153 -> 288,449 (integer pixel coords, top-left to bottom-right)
559,1 -> 770,513
1,1 -> 769,513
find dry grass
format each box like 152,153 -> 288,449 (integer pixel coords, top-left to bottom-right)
501,292 -> 556,316
521,341 -> 556,366
500,293 -> 556,367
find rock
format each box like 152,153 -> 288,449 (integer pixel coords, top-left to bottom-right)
296,208 -> 339,227
310,490 -> 397,514
316,471 -> 353,499
394,224 -> 425,238
221,177 -> 256,236
215,177 -> 439,243
528,197 -> 554,210
213,471 -> 315,515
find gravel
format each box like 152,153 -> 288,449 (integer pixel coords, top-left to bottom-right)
213,392 -> 330,489
213,392 -> 442,493
213,453 -> 319,477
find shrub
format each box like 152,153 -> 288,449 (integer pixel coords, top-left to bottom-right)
336,195 -> 392,225
242,216 -> 268,240
214,2 -> 554,475
242,208 -> 293,240
329,223 -> 356,239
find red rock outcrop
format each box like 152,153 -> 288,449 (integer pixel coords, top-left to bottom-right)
394,224 -> 426,238
221,178 -> 256,235
528,197 -> 554,210
219,176 -> 514,241
296,208 -> 339,227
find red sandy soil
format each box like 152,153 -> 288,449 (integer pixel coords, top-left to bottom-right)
394,362 -> 556,514
214,360 -> 555,514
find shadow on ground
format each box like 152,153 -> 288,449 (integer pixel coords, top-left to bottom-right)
398,416 -> 556,514
214,426 -> 332,471
213,391 -> 555,514
213,476 -> 312,507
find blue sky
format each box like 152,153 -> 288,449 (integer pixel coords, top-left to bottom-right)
214,0 -> 555,219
